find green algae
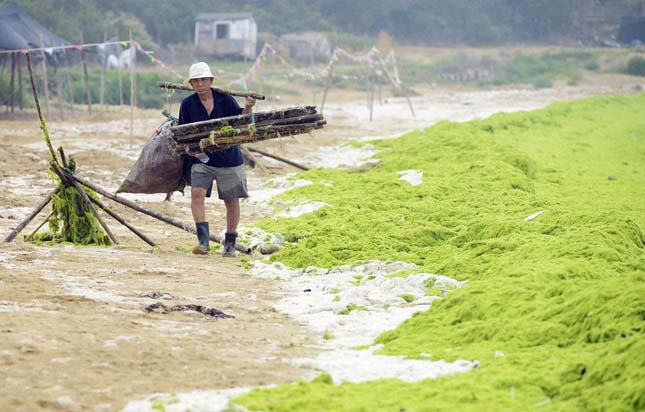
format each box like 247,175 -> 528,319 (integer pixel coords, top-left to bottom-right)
236,94 -> 645,411
31,165 -> 111,246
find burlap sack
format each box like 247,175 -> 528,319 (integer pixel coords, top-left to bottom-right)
116,120 -> 185,194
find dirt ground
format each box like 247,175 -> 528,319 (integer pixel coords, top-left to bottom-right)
0,73 -> 642,411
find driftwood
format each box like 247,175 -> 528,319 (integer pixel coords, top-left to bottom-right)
158,81 -> 266,100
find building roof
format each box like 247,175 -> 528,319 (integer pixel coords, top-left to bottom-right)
0,2 -> 70,50
196,12 -> 254,22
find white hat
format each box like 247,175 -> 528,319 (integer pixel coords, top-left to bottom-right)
187,62 -> 214,80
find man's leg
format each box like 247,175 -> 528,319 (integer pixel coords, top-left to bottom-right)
224,198 -> 240,233
222,198 -> 240,257
191,187 -> 208,223
191,187 -> 209,254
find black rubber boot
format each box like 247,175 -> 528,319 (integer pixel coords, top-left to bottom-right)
192,222 -> 210,255
222,232 -> 237,257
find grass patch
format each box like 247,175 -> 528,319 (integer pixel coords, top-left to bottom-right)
236,94 -> 645,411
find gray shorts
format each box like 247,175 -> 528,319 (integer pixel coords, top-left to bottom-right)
191,163 -> 248,200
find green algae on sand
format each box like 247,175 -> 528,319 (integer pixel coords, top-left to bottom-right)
235,94 -> 645,412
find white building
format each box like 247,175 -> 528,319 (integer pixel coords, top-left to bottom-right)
194,12 -> 257,59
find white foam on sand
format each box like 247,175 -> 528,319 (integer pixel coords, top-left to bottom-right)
246,177 -> 313,206
123,388 -> 251,412
398,169 -> 423,186
250,260 -> 477,383
275,201 -> 329,218
302,144 -> 380,169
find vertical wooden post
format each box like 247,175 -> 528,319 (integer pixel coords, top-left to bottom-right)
0,55 -> 5,102
62,47 -> 75,116
9,53 -> 15,113
320,62 -> 335,114
39,35 -> 51,118
80,32 -> 92,115
55,48 -> 65,121
129,31 -> 135,143
100,31 -> 107,111
117,32 -> 123,107
17,52 -> 23,110
368,70 -> 375,122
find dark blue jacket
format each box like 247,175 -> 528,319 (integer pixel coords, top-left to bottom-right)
178,90 -> 244,168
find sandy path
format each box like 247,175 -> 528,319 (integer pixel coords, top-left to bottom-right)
0,82 -> 638,411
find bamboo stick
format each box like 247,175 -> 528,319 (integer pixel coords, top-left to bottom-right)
157,81 -> 266,100
3,188 -> 59,242
87,195 -> 156,247
240,146 -> 271,174
25,53 -> 58,162
171,106 -> 318,140
173,122 -> 323,155
247,147 -> 309,170
72,175 -> 251,254
25,210 -> 54,241
39,35 -> 51,119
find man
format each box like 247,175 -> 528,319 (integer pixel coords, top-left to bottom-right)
178,62 -> 256,256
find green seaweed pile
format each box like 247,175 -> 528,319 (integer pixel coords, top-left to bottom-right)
235,94 -> 645,411
31,157 -> 111,246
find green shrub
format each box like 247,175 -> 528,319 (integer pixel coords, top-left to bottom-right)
625,56 -> 645,77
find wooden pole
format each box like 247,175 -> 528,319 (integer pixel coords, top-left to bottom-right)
100,31 -> 107,111
17,53 -> 23,111
157,82 -> 265,100
9,53 -> 15,113
55,66 -> 65,121
403,86 -> 416,118
3,188 -> 59,242
39,35 -> 51,119
25,210 -> 54,241
80,32 -> 92,115
319,62 -> 335,113
0,55 -> 5,106
25,52 -> 58,161
129,31 -> 134,143
247,146 -> 309,170
117,31 -> 124,107
62,47 -> 75,116
368,70 -> 375,122
72,175 -> 251,254
87,195 -> 156,246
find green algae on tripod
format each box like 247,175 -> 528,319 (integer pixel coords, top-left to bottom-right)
238,94 -> 645,412
31,162 -> 111,246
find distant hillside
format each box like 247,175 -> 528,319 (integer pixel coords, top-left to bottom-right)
1,0 -> 643,49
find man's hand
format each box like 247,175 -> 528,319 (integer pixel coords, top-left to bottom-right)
243,97 -> 256,114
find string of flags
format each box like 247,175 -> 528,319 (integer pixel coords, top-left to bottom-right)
1,39 -> 183,80
231,43 -> 405,91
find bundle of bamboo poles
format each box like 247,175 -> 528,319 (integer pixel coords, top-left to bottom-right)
170,106 -> 326,156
